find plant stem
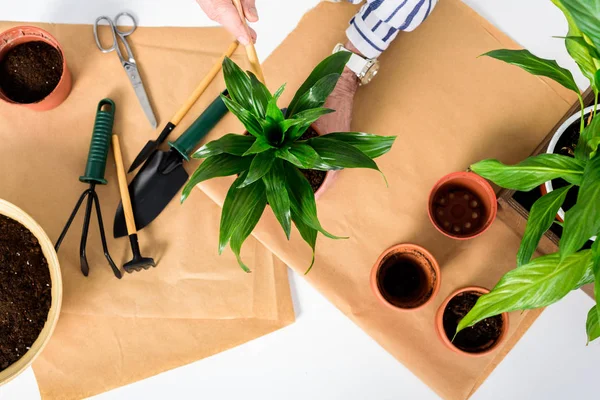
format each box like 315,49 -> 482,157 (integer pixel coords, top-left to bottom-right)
579,94 -> 585,132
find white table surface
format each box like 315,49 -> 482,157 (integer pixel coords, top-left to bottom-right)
1,1 -> 599,399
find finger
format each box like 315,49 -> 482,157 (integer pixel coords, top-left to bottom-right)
241,0 -> 258,22
197,0 -> 251,45
248,26 -> 257,43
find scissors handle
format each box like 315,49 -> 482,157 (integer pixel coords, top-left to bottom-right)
93,12 -> 137,63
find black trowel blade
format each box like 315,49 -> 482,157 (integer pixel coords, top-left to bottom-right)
114,149 -> 189,238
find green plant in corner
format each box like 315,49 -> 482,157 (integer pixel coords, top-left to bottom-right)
456,0 -> 600,344
181,52 -> 396,273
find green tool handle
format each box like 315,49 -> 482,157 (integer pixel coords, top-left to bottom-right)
169,91 -> 229,161
80,99 -> 116,185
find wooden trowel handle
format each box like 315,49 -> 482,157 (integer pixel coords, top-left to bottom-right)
112,135 -> 137,235
232,0 -> 266,84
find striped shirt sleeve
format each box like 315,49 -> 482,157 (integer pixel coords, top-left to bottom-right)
345,0 -> 438,58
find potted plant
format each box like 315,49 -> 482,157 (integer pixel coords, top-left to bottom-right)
181,52 -> 396,273
455,0 -> 600,343
0,199 -> 62,385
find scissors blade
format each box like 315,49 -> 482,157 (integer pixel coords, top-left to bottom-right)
124,63 -> 157,129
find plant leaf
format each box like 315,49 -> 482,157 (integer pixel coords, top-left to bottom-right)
457,250 -> 594,333
560,155 -> 600,259
248,71 -> 271,118
243,137 -> 274,156
323,132 -> 397,159
482,49 -> 580,95
287,51 -> 351,118
286,73 -> 341,117
192,134 -> 256,159
292,212 -> 318,274
263,159 -> 292,239
284,162 -> 346,240
222,57 -> 255,113
561,36 -> 600,59
470,154 -> 586,191
219,172 -> 267,254
592,237 -> 600,335
575,113 -> 600,160
220,94 -> 263,138
517,185 -> 572,267
239,149 -> 277,188
561,0 -> 600,55
273,84 -> 286,101
589,137 -> 600,159
181,154 -> 253,202
276,143 -> 330,170
587,306 -> 600,344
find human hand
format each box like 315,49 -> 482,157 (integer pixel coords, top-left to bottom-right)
196,0 -> 258,45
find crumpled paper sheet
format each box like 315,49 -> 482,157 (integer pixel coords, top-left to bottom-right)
196,1 -> 577,399
0,22 -> 294,399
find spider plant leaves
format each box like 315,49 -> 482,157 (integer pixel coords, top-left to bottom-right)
470,154 -> 586,191
286,73 -> 341,118
457,250 -> 594,334
220,94 -> 263,138
323,132 -> 397,159
219,172 -> 267,255
276,143 -> 330,170
222,57 -> 256,113
575,113 -> 600,160
238,149 -> 277,188
181,154 -> 253,202
560,155 -> 600,259
481,49 -> 581,95
263,159 -> 292,239
284,162 -> 346,240
586,306 -> 600,344
243,137 -> 274,156
286,51 -> 351,118
560,0 -> 600,55
293,214 -> 318,274
192,134 -> 256,159
517,185 -> 572,267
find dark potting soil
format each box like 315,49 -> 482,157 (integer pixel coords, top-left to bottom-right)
299,128 -> 327,193
432,185 -> 485,237
443,292 -> 503,353
377,252 -> 433,308
0,41 -> 63,104
0,215 -> 52,372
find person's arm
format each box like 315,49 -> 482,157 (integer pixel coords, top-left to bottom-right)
196,0 -> 258,45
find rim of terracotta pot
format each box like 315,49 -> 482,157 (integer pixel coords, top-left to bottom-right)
428,171 -> 497,240
0,25 -> 72,111
544,105 -> 596,241
370,243 -> 441,312
435,286 -> 509,358
0,199 -> 63,386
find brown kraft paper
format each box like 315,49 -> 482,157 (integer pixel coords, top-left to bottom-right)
0,22 -> 294,399
195,1 -> 578,399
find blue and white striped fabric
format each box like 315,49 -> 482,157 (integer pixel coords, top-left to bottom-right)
346,0 -> 438,58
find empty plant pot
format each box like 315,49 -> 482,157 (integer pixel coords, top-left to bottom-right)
0,26 -> 72,111
370,243 -> 441,311
435,287 -> 509,357
428,171 -> 497,240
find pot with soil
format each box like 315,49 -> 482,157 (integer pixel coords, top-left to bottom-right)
428,171 -> 497,240
435,287 -> 508,357
0,199 -> 62,385
370,244 -> 441,311
0,26 -> 72,111
544,105 -> 596,241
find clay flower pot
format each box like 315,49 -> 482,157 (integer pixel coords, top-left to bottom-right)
435,286 -> 509,357
0,199 -> 62,385
370,243 -> 441,311
0,26 -> 72,111
428,171 -> 497,240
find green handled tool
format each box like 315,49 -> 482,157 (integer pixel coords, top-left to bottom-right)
56,99 -> 122,279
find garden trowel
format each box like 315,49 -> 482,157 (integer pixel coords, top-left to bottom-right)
113,92 -> 228,238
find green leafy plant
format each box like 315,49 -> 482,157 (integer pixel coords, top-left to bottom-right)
181,52 -> 396,273
457,0 -> 600,344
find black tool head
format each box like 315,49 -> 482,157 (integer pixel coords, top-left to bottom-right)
114,149 -> 189,238
123,234 -> 156,273
128,140 -> 158,173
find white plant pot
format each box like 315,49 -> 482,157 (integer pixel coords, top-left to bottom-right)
0,199 -> 62,386
544,105 -> 596,242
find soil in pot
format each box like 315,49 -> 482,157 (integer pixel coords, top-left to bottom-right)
0,214 -> 52,371
0,41 -> 63,104
377,252 -> 433,308
442,291 -> 503,353
432,185 -> 486,237
298,127 -> 327,193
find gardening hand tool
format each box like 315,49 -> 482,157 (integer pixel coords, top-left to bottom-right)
232,0 -> 266,84
112,134 -> 156,273
94,12 -> 157,129
128,41 -> 239,173
113,91 -> 229,238
55,99 -> 122,279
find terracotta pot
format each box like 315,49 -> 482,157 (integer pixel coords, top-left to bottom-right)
370,243 -> 441,311
428,171 -> 497,240
0,26 -> 72,111
0,199 -> 62,385
435,286 -> 509,357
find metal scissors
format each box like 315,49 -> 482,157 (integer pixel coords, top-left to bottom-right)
93,12 -> 157,129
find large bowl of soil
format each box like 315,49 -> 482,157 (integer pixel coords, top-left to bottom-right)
0,26 -> 72,111
544,105 -> 596,242
435,287 -> 508,357
0,199 -> 62,385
